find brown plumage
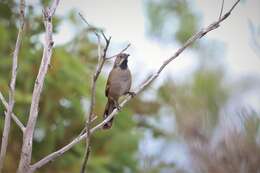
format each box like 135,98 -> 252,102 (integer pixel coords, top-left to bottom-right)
103,53 -> 134,129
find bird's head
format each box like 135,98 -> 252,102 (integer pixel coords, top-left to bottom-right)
114,53 -> 130,69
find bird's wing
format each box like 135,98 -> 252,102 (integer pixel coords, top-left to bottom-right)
105,78 -> 110,97
124,69 -> 132,93
105,69 -> 115,97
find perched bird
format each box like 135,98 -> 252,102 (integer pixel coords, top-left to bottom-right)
103,53 -> 135,129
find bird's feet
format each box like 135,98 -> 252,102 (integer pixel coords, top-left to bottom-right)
116,104 -> 121,110
126,91 -> 136,98
113,102 -> 121,110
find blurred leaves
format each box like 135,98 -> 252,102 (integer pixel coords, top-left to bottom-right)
144,0 -> 199,44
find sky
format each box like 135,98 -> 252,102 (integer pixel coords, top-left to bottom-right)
42,0 -> 260,83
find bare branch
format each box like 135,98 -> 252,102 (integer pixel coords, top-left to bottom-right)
49,0 -> 60,17
29,1 -> 241,171
30,130 -> 86,171
79,116 -> 98,136
0,91 -> 25,132
80,37 -> 100,173
16,0 -> 60,173
218,0 -> 240,22
78,12 -> 100,37
229,0 -> 240,13
219,0 -> 225,20
80,146 -> 91,173
0,0 -> 25,171
78,13 -> 112,173
102,36 -> 111,59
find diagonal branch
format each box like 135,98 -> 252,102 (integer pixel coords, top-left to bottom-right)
16,1 -> 60,173
0,0 -> 25,172
29,0 -> 241,171
0,91 -> 25,132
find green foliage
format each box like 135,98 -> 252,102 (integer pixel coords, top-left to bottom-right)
145,0 -> 199,44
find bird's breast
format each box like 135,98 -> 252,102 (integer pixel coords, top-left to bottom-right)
109,69 -> 131,97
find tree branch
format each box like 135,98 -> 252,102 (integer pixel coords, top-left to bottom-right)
80,27 -> 102,173
219,0 -> 225,20
29,0 -> 241,171
0,91 -> 25,132
78,13 -> 112,173
0,0 -> 25,172
16,1 -> 60,173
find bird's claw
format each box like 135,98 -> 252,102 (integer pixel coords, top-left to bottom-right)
127,91 -> 136,97
116,105 -> 121,110
113,103 -> 121,110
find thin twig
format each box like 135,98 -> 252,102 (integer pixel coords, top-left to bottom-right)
79,116 -> 98,136
106,43 -> 131,59
78,13 -> 112,173
49,0 -> 60,17
219,0 -> 225,20
0,0 -> 25,172
230,0 -> 240,13
0,91 -> 25,132
80,146 -> 91,173
29,1 -> 241,171
78,12 -> 100,36
16,1 -> 60,173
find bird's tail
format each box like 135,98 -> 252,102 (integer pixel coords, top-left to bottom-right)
102,99 -> 115,129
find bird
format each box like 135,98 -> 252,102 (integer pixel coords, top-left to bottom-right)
102,53 -> 135,129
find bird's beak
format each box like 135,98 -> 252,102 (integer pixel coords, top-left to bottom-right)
125,54 -> 130,58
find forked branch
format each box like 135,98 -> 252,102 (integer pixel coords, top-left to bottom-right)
16,1 -> 60,173
0,92 -> 25,132
79,13 -> 110,173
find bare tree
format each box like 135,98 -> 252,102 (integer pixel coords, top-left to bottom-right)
0,0 -> 241,172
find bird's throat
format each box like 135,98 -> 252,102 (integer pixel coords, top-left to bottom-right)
120,59 -> 128,69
